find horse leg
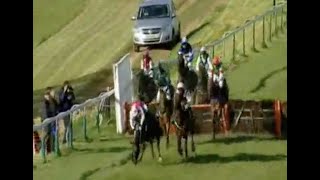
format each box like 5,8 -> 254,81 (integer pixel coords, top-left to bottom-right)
149,140 -> 155,159
138,143 -> 146,162
191,132 -> 196,154
165,115 -> 171,149
184,135 -> 188,159
177,133 -> 183,157
212,107 -> 216,140
156,136 -> 162,162
220,106 -> 228,135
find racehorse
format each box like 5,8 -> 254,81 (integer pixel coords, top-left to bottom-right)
158,84 -> 175,149
195,62 -> 210,104
137,70 -> 157,103
208,77 -> 229,140
177,53 -> 198,103
173,88 -> 196,159
132,109 -> 163,165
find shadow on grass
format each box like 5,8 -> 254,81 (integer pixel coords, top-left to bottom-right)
187,22 -> 210,40
164,153 -> 286,165
79,168 -> 101,180
197,135 -> 279,145
73,146 -> 131,154
99,136 -> 127,142
185,153 -> 287,164
250,66 -> 287,93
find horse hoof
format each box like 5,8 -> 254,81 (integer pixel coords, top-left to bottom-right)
158,157 -> 163,163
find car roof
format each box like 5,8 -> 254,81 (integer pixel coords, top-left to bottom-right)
140,0 -> 171,7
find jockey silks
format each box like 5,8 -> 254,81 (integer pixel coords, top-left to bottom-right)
196,52 -> 213,76
130,101 -> 147,130
142,56 -> 152,70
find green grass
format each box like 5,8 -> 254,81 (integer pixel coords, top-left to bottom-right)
33,0 -> 277,118
33,126 -> 287,180
227,31 -> 287,101
33,0 -> 87,48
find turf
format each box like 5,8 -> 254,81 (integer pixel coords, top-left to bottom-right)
33,124 -> 287,180
227,31 -> 287,101
33,0 -> 87,48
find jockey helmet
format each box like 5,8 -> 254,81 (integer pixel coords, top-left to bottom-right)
181,37 -> 187,43
200,46 -> 206,52
177,82 -> 185,89
213,56 -> 221,65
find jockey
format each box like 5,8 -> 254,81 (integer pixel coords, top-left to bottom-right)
212,56 -> 223,73
176,81 -> 192,105
178,37 -> 194,69
140,49 -> 153,78
155,63 -> 172,103
129,94 -> 148,131
195,46 -> 213,78
212,68 -> 225,89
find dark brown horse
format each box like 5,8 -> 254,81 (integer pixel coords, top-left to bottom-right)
177,54 -> 198,104
158,84 -> 175,149
208,77 -> 229,140
137,70 -> 157,103
132,106 -> 163,165
173,86 -> 196,158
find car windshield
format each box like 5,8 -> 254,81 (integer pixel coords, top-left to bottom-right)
137,4 -> 170,19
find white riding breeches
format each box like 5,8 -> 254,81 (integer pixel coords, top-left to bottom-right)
213,73 -> 224,88
156,86 -> 171,103
184,91 -> 192,103
143,69 -> 153,78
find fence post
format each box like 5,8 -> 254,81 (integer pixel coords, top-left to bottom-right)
54,119 -> 61,157
41,128 -> 47,163
83,107 -> 88,141
243,29 -> 246,56
212,45 -> 215,58
232,33 -> 236,61
223,39 -> 226,59
252,21 -> 256,51
67,114 -> 74,149
281,7 -> 284,32
96,106 -> 101,134
269,14 -> 272,42
262,16 -> 267,48
275,10 -> 278,35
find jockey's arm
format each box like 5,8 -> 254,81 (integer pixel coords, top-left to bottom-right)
207,56 -> 213,78
140,59 -> 144,70
218,73 -> 225,88
129,108 -> 136,130
195,55 -> 201,72
139,107 -> 146,126
149,59 -> 153,69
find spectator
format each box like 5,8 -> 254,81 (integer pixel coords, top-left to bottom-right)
58,81 -> 75,144
41,87 -> 59,153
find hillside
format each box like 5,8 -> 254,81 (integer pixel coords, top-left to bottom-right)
33,0 -> 277,117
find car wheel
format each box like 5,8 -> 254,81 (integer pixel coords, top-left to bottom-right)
134,44 -> 140,52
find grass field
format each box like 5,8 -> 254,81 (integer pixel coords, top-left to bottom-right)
33,0 -> 87,48
33,0 -> 276,118
227,31 -> 287,101
33,120 -> 287,180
